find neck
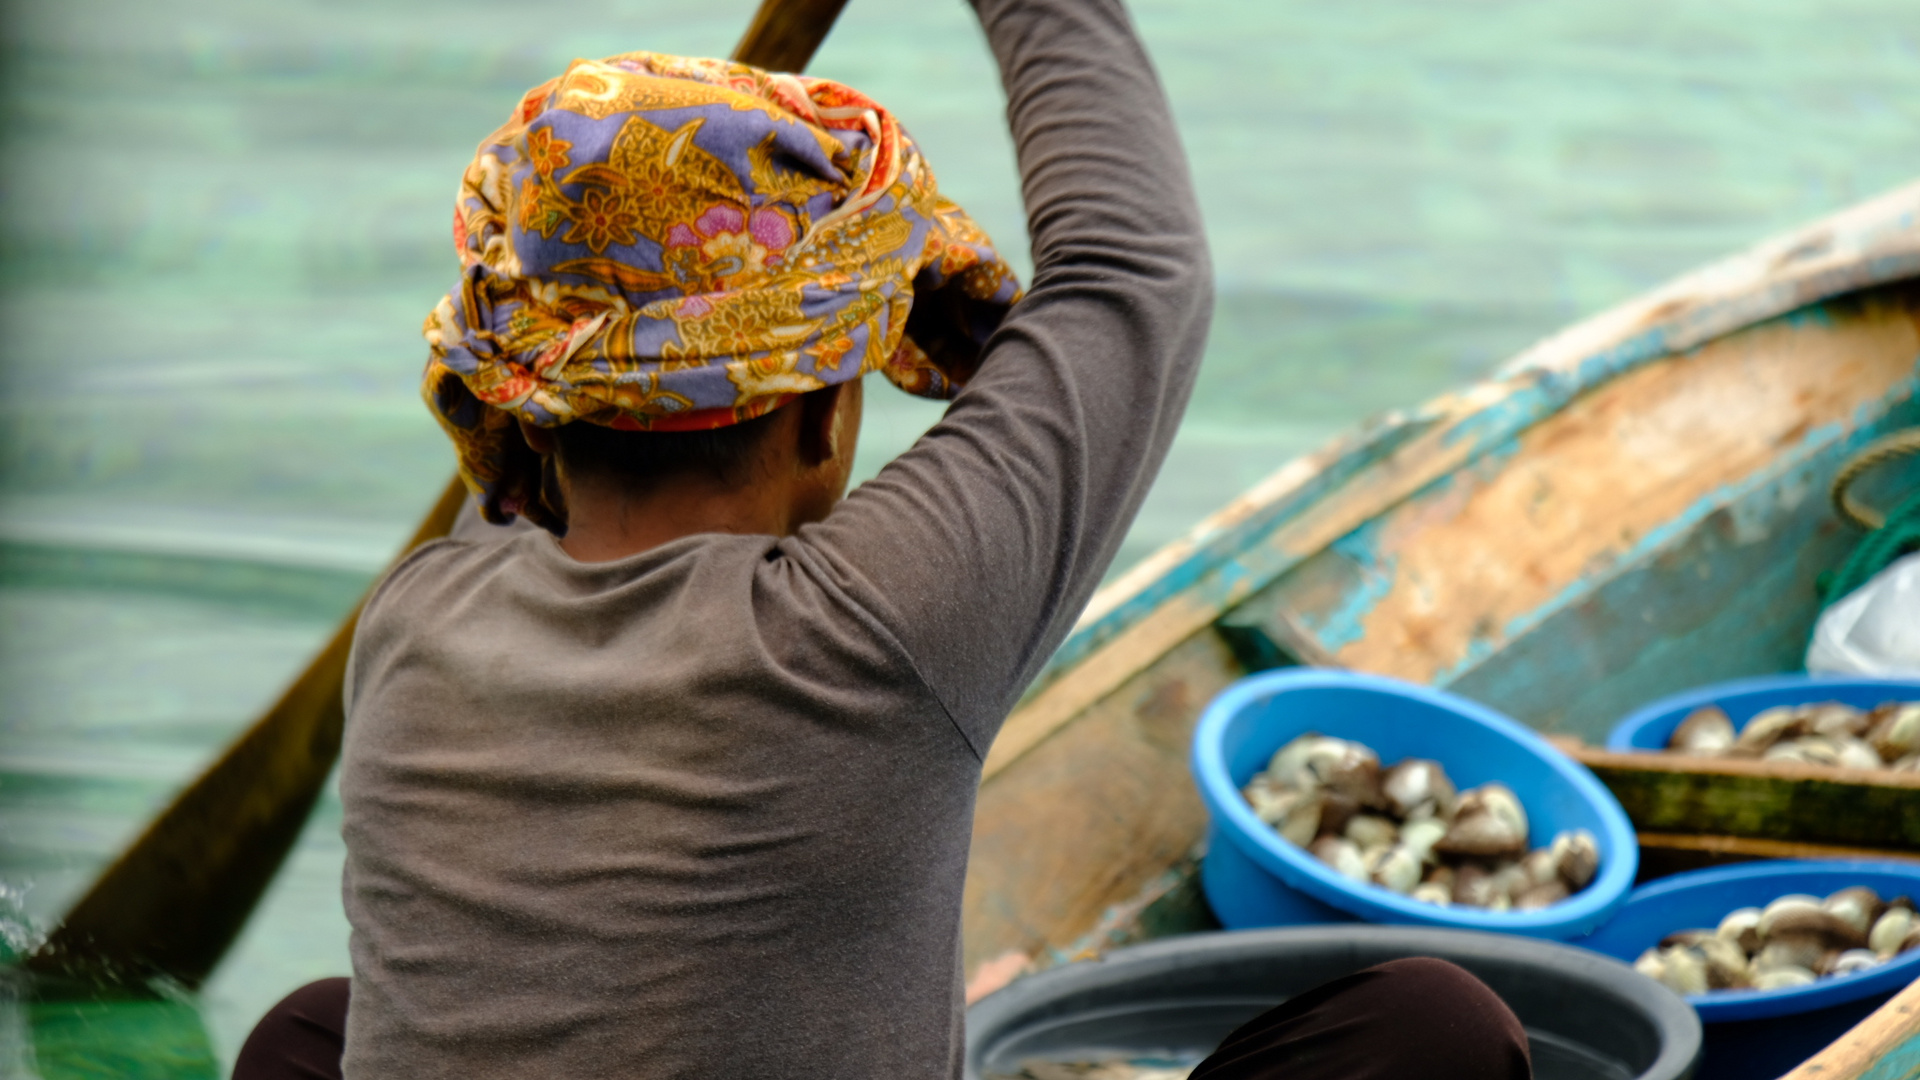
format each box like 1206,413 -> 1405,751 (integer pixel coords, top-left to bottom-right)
554,470 -> 793,563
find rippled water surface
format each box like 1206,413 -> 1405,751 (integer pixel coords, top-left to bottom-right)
2,0 -> 1917,1069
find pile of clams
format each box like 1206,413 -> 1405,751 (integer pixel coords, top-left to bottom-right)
1665,700 -> 1920,770
1635,888 -> 1920,995
1242,733 -> 1600,910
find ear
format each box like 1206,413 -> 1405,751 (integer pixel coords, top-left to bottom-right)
796,384 -> 845,468
518,416 -> 558,456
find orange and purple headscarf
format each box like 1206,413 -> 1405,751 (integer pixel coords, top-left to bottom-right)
422,52 -> 1023,529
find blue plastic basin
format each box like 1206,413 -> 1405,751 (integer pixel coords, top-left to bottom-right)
1574,860 -> 1920,1080
1605,674 -> 1920,751
1191,669 -> 1638,940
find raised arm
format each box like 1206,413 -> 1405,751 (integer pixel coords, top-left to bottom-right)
787,0 -> 1212,754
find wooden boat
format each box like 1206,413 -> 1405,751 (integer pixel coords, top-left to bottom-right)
958,181 -> 1920,1072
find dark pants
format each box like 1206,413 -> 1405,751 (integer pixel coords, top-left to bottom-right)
234,958 -> 1530,1079
232,977 -> 352,1080
1186,958 -> 1531,1080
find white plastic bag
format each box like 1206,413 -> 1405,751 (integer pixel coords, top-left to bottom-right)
1806,552 -> 1920,676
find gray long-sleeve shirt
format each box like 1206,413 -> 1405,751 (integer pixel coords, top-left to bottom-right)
337,0 -> 1211,1073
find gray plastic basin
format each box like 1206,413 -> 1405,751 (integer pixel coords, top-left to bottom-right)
967,926 -> 1701,1080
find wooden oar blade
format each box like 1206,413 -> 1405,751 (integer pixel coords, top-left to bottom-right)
29,477 -> 467,990
27,617 -> 358,989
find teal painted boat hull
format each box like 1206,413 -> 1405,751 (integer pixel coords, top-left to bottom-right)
959,185 -> 1920,1073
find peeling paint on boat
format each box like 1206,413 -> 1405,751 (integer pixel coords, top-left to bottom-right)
1010,184 -> 1920,755
1297,521 -> 1394,653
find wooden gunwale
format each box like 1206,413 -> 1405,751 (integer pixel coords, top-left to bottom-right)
1780,976 -> 1920,1080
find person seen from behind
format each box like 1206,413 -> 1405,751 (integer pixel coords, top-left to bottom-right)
236,0 -> 1532,1076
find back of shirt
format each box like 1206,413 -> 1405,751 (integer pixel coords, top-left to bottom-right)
343,530 -> 980,1075
340,0 -> 1211,1074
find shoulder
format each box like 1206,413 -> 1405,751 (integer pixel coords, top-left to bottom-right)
755,533 -> 930,683
360,537 -> 480,619
350,533 -> 527,662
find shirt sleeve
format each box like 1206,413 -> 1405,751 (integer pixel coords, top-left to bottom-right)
780,0 -> 1212,756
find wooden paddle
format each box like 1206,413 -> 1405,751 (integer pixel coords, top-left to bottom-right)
27,0 -> 853,990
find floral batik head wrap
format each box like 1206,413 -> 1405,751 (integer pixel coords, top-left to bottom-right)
422,51 -> 1023,529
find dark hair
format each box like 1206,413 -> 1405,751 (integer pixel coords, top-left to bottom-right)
554,410 -> 780,488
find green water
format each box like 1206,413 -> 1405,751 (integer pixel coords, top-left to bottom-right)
1,0 -> 1916,1071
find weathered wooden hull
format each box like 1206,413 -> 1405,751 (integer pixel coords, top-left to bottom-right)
962,181 -> 1920,991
